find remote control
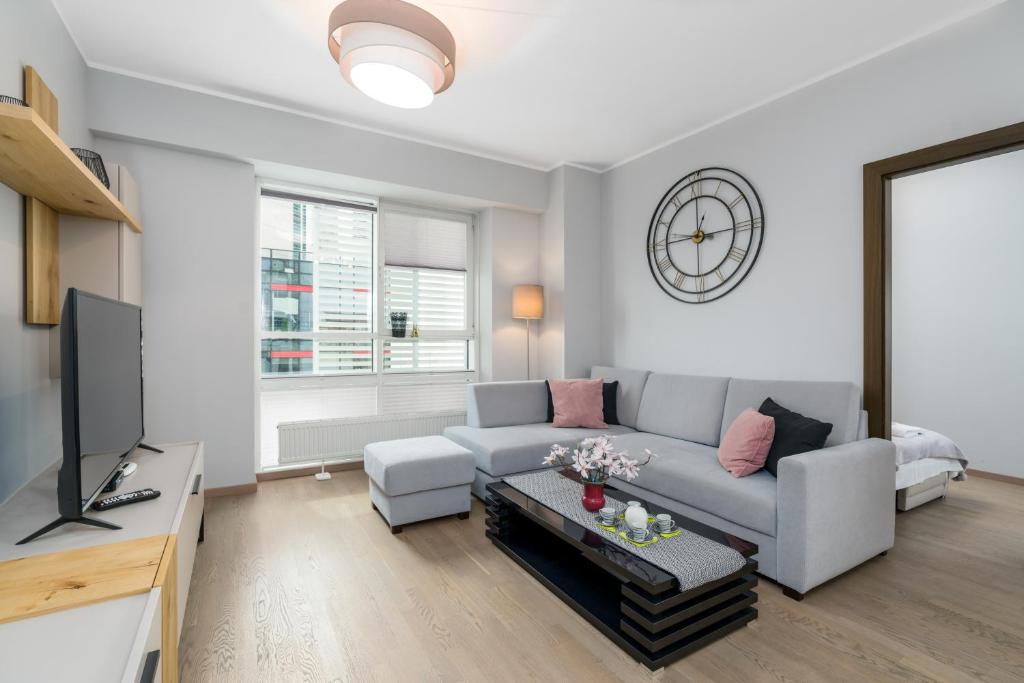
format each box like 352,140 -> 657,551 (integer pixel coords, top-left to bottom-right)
91,488 -> 161,511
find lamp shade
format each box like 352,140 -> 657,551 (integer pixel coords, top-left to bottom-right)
512,285 -> 544,320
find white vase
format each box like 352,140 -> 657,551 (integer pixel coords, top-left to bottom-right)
624,504 -> 648,531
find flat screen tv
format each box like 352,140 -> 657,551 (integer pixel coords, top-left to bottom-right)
18,289 -> 150,544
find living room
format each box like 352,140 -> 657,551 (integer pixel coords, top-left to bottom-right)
0,0 -> 1022,681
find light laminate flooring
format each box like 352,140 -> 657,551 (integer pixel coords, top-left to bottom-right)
179,471 -> 1024,682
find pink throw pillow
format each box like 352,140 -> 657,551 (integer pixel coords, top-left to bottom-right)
718,409 -> 775,477
549,379 -> 607,429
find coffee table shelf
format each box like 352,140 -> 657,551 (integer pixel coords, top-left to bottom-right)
486,477 -> 758,670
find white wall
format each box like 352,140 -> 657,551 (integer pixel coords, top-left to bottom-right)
94,139 -> 259,490
562,166 -> 603,378
87,70 -> 548,214
892,150 -> 1024,478
600,1 -> 1024,386
539,168 -> 565,379
0,0 -> 92,502
478,208 -> 541,381
539,165 -> 604,379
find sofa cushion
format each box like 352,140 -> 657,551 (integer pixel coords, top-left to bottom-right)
718,408 -> 775,477
363,435 -> 475,497
590,366 -> 650,429
635,373 -> 730,447
759,397 -> 833,476
547,380 -> 620,425
466,380 -> 548,428
721,378 -> 859,447
443,423 -> 635,477
609,432 -> 778,536
549,378 -> 607,428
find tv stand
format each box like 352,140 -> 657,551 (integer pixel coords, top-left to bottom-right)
16,514 -> 122,545
0,441 -> 205,683
137,442 -> 164,454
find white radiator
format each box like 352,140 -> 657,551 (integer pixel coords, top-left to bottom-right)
277,411 -> 467,464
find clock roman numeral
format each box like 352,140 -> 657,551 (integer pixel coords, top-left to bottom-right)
714,267 -> 725,283
728,195 -> 744,209
735,217 -> 762,231
673,272 -> 686,289
713,180 -> 723,197
727,247 -> 747,263
669,196 -> 682,210
648,240 -> 666,252
657,256 -> 671,272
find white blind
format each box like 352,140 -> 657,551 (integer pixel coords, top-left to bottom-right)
381,383 -> 466,414
312,204 -> 374,333
384,267 -> 467,332
381,210 -> 467,271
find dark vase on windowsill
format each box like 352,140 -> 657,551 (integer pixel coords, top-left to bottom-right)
390,312 -> 408,338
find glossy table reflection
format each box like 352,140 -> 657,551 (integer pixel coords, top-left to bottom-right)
485,471 -> 758,670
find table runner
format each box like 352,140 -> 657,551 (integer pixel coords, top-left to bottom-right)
501,470 -> 747,592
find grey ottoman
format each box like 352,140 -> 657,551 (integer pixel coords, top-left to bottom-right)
364,435 -> 475,534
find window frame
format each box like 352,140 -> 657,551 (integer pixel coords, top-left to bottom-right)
256,183 -> 478,391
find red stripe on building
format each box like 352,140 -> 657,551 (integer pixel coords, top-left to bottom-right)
353,288 -> 369,293
271,351 -> 313,358
271,283 -> 313,293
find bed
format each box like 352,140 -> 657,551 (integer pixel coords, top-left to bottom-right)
891,422 -> 968,511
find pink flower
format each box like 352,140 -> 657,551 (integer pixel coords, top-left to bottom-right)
572,449 -> 592,474
620,457 -> 641,481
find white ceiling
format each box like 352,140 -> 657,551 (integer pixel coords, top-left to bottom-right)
53,0 -> 1001,171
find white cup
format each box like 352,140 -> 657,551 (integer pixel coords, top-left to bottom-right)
656,513 -> 672,531
599,506 -> 615,524
632,527 -> 647,541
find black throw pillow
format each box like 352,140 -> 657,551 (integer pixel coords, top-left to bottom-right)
546,380 -> 620,425
758,397 -> 833,477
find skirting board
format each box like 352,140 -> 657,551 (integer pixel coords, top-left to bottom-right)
204,483 -> 257,498
966,469 -> 1024,486
256,461 -> 362,482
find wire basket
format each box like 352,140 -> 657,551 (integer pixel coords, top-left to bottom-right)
0,95 -> 27,107
70,148 -> 110,189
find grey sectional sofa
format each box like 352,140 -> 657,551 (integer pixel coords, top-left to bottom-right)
444,366 -> 897,598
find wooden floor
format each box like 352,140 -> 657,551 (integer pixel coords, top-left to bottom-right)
180,471 -> 1024,682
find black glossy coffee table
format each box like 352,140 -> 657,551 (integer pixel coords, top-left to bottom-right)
485,474 -> 758,670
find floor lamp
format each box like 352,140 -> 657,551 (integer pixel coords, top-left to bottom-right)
512,284 -> 544,379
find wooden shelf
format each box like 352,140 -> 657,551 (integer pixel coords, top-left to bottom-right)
0,103 -> 141,232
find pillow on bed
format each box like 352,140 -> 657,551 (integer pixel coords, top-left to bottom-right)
718,409 -> 775,477
758,397 -> 833,476
549,379 -> 607,429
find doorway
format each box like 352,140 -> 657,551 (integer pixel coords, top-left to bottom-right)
863,121 -> 1024,480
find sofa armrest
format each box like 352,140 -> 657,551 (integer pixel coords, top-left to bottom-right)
777,438 -> 896,594
466,381 -> 549,428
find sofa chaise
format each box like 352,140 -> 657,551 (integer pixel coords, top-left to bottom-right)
444,366 -> 897,598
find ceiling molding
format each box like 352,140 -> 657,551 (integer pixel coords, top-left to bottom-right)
54,0 -> 1004,177
85,61 -> 559,172
603,0 -> 1004,172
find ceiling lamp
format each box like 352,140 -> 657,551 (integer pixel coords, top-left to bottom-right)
328,0 -> 456,109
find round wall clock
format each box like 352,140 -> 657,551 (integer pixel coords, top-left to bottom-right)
646,167 -> 764,303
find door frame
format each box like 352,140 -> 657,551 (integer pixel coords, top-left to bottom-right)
863,121 -> 1024,438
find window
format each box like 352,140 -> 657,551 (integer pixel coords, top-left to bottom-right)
259,189 -> 375,377
381,207 -> 473,373
258,187 -> 476,468
259,192 -> 475,378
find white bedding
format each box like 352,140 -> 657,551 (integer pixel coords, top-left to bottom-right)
895,457 -> 964,490
892,422 -> 968,489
